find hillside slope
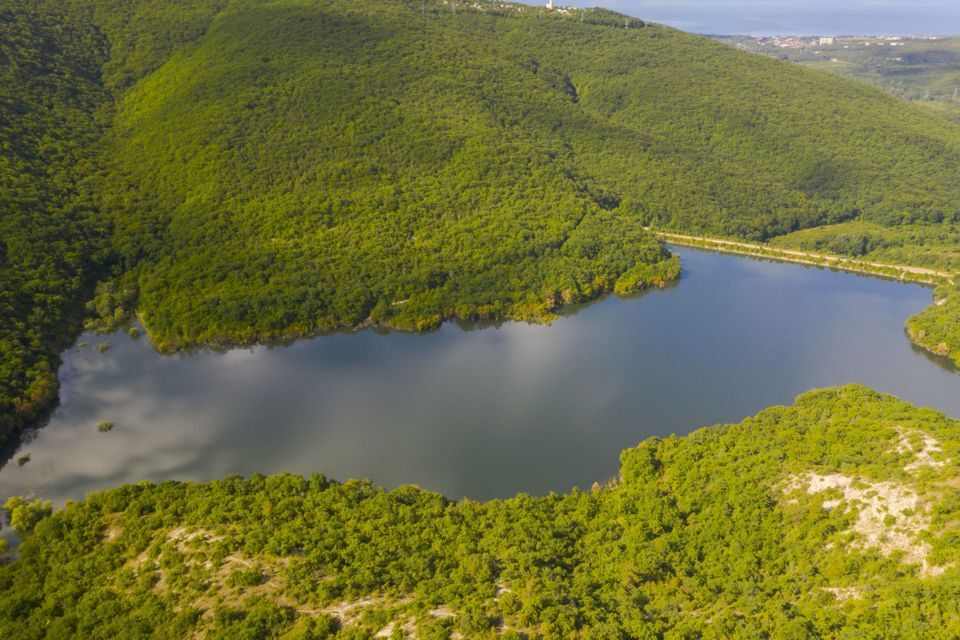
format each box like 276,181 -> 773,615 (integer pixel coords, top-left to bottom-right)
715,35 -> 960,123
103,0 -> 960,350
4,386 -> 960,637
0,2 -> 111,444
0,0 -> 239,445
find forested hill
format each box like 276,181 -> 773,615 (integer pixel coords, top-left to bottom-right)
107,0 -> 960,352
6,0 -> 960,445
0,2 -> 111,445
5,386 -> 960,637
0,0 -> 231,444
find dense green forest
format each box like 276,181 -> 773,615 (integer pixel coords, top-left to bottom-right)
5,0 -> 960,445
0,2 -> 111,446
5,385 -> 960,638
105,0 -> 960,351
0,0 -> 230,444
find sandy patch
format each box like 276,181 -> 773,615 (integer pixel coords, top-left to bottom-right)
895,427 -> 949,472
785,472 -> 946,578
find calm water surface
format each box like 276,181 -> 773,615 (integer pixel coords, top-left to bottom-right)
538,0 -> 960,36
2,246 -> 959,504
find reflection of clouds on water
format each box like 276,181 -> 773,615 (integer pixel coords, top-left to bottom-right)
2,246 -> 959,505
0,357 -> 221,502
275,324 -> 574,493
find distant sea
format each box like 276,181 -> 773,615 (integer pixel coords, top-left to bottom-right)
524,0 -> 960,36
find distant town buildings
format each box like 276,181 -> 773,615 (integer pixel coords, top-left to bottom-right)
726,34 -> 932,52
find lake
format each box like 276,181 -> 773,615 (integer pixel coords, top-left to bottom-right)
541,0 -> 960,36
2,246 -> 958,505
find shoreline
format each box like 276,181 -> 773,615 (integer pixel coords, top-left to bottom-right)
649,228 -> 959,372
650,229 -> 955,287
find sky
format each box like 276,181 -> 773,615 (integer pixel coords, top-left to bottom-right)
529,1 -> 960,36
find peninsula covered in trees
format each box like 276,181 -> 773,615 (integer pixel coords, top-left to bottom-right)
4,386 -> 960,637
4,0 -> 960,441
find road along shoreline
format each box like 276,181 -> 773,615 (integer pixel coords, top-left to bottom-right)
649,229 -> 955,287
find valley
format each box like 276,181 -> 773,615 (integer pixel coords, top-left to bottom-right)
4,1 -> 960,637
